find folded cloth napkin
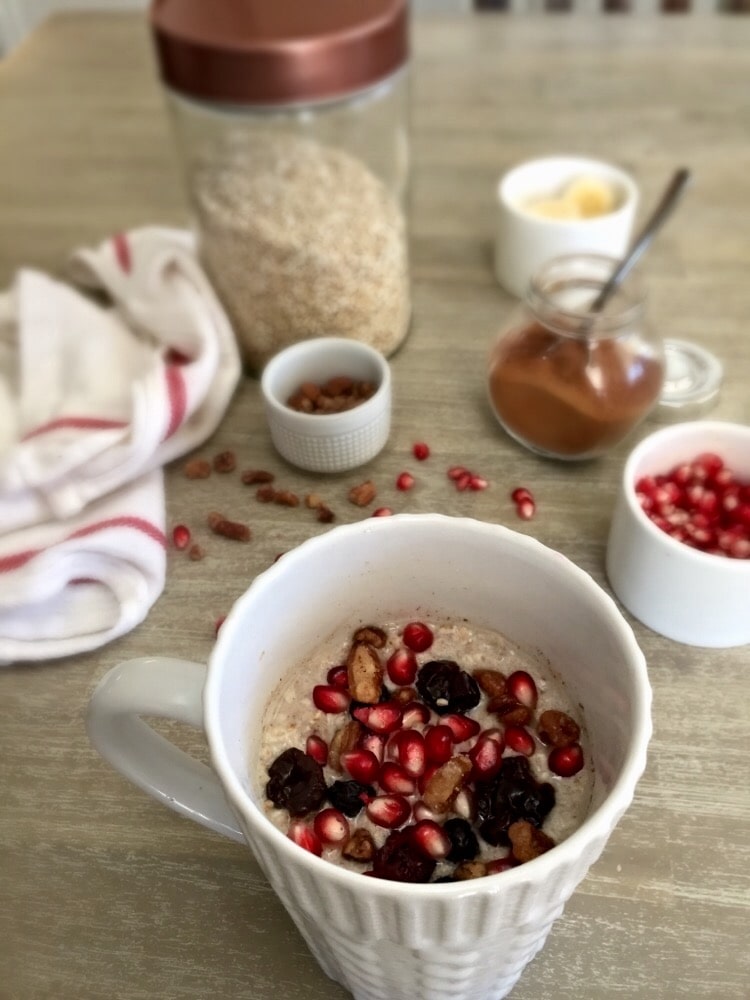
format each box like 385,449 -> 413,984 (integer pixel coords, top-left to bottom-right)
0,227 -> 241,663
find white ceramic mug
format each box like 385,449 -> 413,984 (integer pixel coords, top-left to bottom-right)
494,156 -> 639,299
87,514 -> 651,1000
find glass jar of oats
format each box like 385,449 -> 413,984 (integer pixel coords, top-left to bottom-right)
150,0 -> 411,372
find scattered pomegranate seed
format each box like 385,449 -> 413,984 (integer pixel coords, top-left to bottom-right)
312,685 -> 350,714
341,748 -> 380,784
410,820 -> 451,860
305,735 -> 329,767
360,732 -> 386,764
468,733 -> 503,780
402,621 -> 434,652
386,648 -> 418,686
485,856 -> 516,875
396,471 -> 415,491
413,800 -> 439,822
469,475 -> 489,491
313,808 -> 350,847
352,701 -> 403,734
371,507 -> 394,517
379,761 -> 417,796
366,794 -> 412,829
548,743 -> 585,777
447,466 -> 469,480
172,524 -> 191,550
504,725 -> 535,757
327,665 -> 349,688
395,730 -> 426,777
442,714 -> 481,744
401,700 -> 430,728
452,787 -> 475,820
287,820 -> 322,856
507,670 -> 538,709
412,442 -> 431,461
418,762 -> 441,794
482,727 -> 506,750
424,724 -> 454,765
455,472 -> 472,491
511,487 -> 536,521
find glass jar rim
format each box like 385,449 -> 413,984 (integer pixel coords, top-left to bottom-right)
527,253 -> 646,339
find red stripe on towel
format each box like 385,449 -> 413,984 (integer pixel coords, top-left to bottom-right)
0,516 -> 167,575
112,232 -> 132,273
21,417 -> 128,442
162,362 -> 187,440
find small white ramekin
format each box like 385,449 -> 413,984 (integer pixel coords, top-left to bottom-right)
261,337 -> 391,473
606,420 -> 750,647
494,155 -> 639,299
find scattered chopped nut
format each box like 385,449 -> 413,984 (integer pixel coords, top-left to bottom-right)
346,641 -> 384,704
353,626 -> 387,649
287,375 -> 376,415
213,450 -> 236,473
188,543 -> 205,561
305,493 -> 324,509
348,480 -> 377,507
487,696 -> 532,726
508,820 -> 555,863
538,709 -> 581,749
392,686 -> 418,705
472,669 -> 508,699
274,489 -> 300,508
241,469 -> 275,485
422,756 -> 472,813
184,458 -> 212,480
256,485 -> 277,503
207,514 -> 251,542
207,511 -> 224,530
453,861 -> 488,881
316,505 -> 336,523
329,720 -> 363,773
342,828 -> 375,862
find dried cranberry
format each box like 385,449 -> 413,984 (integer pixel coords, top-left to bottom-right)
372,828 -> 436,883
475,756 -> 555,847
416,660 -> 481,716
265,748 -> 326,817
327,779 -> 376,818
443,818 -> 480,863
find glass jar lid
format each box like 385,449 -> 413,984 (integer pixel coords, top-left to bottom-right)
150,0 -> 409,106
657,338 -> 724,419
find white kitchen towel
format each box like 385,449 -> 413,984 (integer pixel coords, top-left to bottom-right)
0,227 -> 241,662
0,226 -> 241,534
0,471 -> 166,664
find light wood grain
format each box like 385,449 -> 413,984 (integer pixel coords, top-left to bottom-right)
0,12 -> 748,1000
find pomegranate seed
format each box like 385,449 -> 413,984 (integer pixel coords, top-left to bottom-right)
730,537 -> 750,558
505,725 -> 535,757
548,743 -> 585,777
482,727 -> 506,750
313,808 -> 350,846
486,856 -> 516,875
312,685 -> 350,714
172,524 -> 191,550
305,735 -> 329,766
413,800 -> 439,822
327,665 -> 349,689
507,670 -> 538,709
396,730 -> 426,777
360,731 -> 386,764
352,701 -> 403,734
287,820 -> 322,856
455,472 -> 472,491
386,648 -> 418,686
442,714 -> 481,744
412,442 -> 431,461
694,452 -> 724,477
341,748 -> 380,784
397,471 -> 415,491
410,820 -> 451,860
468,733 -> 503,780
447,465 -> 469,480
424,724 -> 454,764
402,622 -> 434,652
401,700 -> 430,728
469,475 -> 489,491
379,761 -> 417,795
511,486 -> 536,520
371,507 -> 393,517
366,794 -> 411,829
453,787 -> 475,820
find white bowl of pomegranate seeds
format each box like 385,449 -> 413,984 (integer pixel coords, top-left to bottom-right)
607,420 -> 750,647
261,336 -> 391,473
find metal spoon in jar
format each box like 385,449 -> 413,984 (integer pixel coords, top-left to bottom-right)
588,167 -> 692,315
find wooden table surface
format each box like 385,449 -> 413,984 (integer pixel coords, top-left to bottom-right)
1,12 -> 748,1000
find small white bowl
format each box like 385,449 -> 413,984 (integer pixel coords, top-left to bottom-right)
494,155 -> 639,299
261,337 -> 391,473
606,421 -> 750,647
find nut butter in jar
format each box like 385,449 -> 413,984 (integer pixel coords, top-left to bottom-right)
150,0 -> 411,372
487,254 -> 664,460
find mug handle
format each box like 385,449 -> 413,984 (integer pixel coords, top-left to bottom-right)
86,656 -> 245,843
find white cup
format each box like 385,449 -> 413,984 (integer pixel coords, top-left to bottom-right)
606,420 -> 750,647
87,513 -> 651,1000
494,156 -> 639,299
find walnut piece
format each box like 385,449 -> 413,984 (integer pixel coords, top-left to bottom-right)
346,641 -> 384,704
508,820 -> 555,863
348,480 -> 377,507
422,756 -> 472,813
184,458 -> 212,480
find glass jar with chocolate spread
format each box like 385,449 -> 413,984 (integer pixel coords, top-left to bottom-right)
487,254 -> 664,460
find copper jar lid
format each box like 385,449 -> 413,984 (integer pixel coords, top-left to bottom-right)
150,0 -> 409,106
